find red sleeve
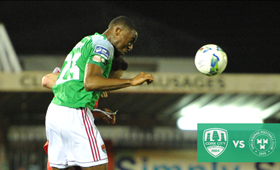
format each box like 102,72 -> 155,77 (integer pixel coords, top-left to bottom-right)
43,141 -> 52,170
94,99 -> 99,108
43,141 -> 49,155
47,160 -> 51,170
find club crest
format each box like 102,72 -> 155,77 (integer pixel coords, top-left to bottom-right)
101,144 -> 107,153
249,129 -> 276,157
203,128 -> 228,158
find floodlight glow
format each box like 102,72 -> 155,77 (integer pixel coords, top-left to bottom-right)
261,102 -> 280,119
176,94 -> 280,131
177,116 -> 197,131
177,105 -> 263,131
177,115 -> 263,131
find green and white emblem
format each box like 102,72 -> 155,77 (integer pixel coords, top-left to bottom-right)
203,128 -> 228,158
249,129 -> 276,157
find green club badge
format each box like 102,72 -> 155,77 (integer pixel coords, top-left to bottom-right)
249,129 -> 276,157
203,128 -> 228,158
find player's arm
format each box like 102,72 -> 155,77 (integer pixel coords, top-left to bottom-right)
91,108 -> 116,124
42,73 -> 59,89
84,63 -> 154,91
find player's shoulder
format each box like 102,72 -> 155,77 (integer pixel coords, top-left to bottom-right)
79,34 -> 108,45
91,33 -> 114,60
91,33 -> 112,46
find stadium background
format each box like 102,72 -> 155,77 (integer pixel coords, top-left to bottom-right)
0,1 -> 280,170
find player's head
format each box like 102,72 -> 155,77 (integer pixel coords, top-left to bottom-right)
109,56 -> 128,79
105,16 -> 138,56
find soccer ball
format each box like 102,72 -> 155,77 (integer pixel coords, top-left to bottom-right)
194,44 -> 228,76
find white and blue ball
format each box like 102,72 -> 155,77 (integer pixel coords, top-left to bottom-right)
194,44 -> 228,76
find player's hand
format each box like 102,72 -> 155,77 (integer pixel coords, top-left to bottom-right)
52,67 -> 61,73
91,108 -> 116,124
100,92 -> 108,98
131,72 -> 154,86
102,108 -> 116,124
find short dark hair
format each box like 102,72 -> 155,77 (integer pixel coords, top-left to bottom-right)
111,56 -> 128,72
109,16 -> 137,31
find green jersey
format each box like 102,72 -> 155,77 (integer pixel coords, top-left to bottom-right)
51,33 -> 114,110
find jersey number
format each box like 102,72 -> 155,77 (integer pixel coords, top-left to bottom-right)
56,53 -> 81,84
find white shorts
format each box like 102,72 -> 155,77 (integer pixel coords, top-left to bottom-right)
45,103 -> 108,168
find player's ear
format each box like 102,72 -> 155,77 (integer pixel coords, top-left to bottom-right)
115,27 -> 121,36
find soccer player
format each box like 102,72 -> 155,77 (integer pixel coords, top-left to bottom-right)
42,56 -> 128,122
45,16 -> 154,170
43,56 -> 128,170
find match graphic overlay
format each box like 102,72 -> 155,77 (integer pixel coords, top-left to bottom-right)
197,124 -> 279,162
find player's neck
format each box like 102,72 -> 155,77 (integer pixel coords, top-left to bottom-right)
103,29 -> 115,46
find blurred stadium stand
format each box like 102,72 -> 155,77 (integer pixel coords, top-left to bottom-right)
1,18 -> 280,169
